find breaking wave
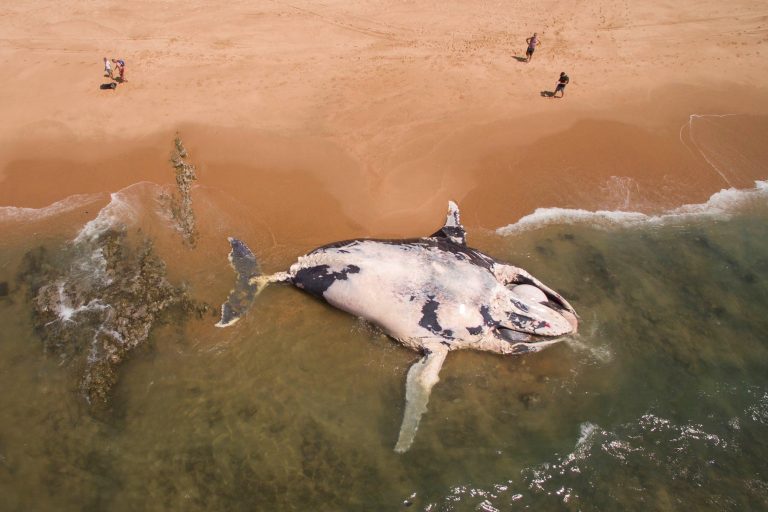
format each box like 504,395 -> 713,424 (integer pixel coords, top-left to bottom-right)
497,180 -> 768,235
73,181 -> 162,244
411,382 -> 768,511
517,407 -> 746,507
0,192 -> 107,225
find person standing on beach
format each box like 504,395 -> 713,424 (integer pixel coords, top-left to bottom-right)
525,33 -> 539,62
553,72 -> 569,98
103,57 -> 113,79
112,58 -> 126,81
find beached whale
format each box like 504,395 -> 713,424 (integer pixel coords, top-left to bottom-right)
217,202 -> 578,452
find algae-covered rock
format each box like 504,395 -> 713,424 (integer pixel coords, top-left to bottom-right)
14,134 -> 213,411
166,135 -> 199,247
18,229 -> 208,408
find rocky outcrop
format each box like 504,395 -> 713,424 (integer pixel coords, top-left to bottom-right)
166,136 -> 199,247
18,229 -> 209,409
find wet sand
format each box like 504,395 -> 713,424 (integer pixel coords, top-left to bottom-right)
2,103 -> 767,244
2,0 -> 768,240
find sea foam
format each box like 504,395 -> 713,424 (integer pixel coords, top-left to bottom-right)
0,192 -> 106,224
496,180 -> 768,235
73,182 -> 158,244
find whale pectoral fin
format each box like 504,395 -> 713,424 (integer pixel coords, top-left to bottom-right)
394,343 -> 449,453
430,200 -> 467,245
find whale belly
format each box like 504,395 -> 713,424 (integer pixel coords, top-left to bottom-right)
290,240 -> 497,343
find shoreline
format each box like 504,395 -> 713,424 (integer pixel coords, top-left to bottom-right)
2,86 -> 766,241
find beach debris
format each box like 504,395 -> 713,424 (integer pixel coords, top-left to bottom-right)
163,135 -> 199,247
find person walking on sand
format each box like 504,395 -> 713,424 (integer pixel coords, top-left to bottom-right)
103,57 -> 113,79
112,58 -> 126,81
525,33 -> 540,62
553,72 -> 569,98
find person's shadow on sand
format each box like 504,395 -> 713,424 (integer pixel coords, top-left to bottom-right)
540,90 -> 554,98
514,55 -> 528,63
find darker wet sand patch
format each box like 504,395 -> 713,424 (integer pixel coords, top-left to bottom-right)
2,99 -> 767,247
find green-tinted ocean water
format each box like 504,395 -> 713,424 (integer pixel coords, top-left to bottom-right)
0,183 -> 767,511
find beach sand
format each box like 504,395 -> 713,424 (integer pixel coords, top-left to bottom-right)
1,0 -> 767,240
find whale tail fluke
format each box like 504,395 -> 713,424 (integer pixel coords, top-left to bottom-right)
216,237 -> 264,328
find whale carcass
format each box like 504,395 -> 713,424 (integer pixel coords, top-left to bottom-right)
218,202 -> 578,452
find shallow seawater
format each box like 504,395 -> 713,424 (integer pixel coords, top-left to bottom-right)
1,182 -> 768,511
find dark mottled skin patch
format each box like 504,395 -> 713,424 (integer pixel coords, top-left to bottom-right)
511,343 -> 531,354
512,275 -> 536,287
498,328 -> 529,342
293,264 -> 361,299
506,312 -> 536,329
314,238 -> 495,272
480,305 -> 498,327
430,226 -> 466,245
418,296 -> 442,333
417,295 -> 456,340
467,325 -> 483,335
510,298 -> 530,312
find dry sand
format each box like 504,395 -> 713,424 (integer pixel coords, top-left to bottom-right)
1,0 -> 767,241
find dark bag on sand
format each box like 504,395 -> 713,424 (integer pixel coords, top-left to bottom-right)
100,83 -> 117,90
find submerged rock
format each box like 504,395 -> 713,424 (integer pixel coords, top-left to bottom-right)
18,229 -> 209,408
15,135 -> 213,410
519,392 -> 542,409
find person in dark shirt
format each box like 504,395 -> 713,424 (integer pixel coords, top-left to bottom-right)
553,72 -> 569,98
525,33 -> 539,62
